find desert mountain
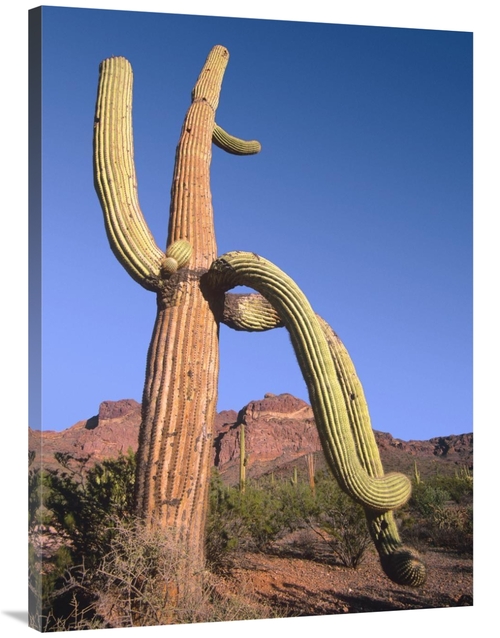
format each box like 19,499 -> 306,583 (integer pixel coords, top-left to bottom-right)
29,393 -> 472,483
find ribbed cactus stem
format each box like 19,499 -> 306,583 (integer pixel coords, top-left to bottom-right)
318,316 -> 426,587
222,292 -> 284,332
93,46 -> 261,576
213,124 -> 262,155
93,56 -> 165,290
160,239 -> 193,276
207,251 -> 411,513
239,423 -> 246,493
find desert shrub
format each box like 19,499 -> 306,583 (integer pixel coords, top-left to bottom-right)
44,449 -> 136,566
29,451 -> 136,630
427,504 -> 473,553
206,468 -> 371,570
410,482 -> 451,517
431,469 -> 473,504
45,518 -> 276,629
206,469 -> 317,568
309,473 -> 371,568
401,470 -> 473,554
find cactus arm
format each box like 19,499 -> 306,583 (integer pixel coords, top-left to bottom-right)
215,285 -> 426,586
212,124 -> 261,155
93,56 -> 165,290
318,317 -> 426,587
207,251 -> 411,512
222,292 -> 284,331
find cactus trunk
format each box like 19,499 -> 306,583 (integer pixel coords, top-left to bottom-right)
93,47 -> 244,573
132,49 -> 227,563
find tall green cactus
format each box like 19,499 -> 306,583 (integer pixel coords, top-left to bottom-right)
93,45 -> 425,591
93,47 -> 260,574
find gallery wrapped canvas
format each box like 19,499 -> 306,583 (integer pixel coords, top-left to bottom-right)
28,4 -> 472,633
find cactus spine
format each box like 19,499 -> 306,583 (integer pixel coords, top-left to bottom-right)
93,47 -> 260,574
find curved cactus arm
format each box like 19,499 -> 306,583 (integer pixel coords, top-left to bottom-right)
215,286 -> 426,586
212,124 -> 261,155
222,292 -> 284,331
318,316 -> 426,587
93,56 -> 165,291
207,251 -> 411,512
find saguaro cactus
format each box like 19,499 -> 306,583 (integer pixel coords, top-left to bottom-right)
94,45 -> 425,589
239,423 -> 247,493
93,47 -> 260,573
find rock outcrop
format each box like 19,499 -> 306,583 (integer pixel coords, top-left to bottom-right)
29,394 -> 472,482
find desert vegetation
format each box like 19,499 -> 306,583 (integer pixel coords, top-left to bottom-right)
29,450 -> 472,631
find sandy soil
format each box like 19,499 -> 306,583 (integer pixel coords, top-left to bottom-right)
220,534 -> 472,617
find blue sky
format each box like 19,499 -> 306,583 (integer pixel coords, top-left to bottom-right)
34,6 -> 473,441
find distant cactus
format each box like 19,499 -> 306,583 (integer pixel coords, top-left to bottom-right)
306,453 -> 316,496
239,423 -> 247,493
413,461 -> 422,485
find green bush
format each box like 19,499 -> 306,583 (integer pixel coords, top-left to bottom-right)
206,468 -> 319,569
308,473 -> 371,568
45,449 -> 136,566
401,470 -> 473,554
206,468 -> 371,570
29,450 -> 137,630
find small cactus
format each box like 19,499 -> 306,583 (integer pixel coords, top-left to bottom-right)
239,423 -> 247,493
413,461 -> 422,485
306,453 -> 316,496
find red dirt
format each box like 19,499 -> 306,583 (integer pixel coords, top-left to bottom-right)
221,535 -> 472,617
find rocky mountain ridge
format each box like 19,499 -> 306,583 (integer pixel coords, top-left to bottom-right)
29,394 -> 473,482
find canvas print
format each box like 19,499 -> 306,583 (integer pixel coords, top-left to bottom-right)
28,5 -> 473,632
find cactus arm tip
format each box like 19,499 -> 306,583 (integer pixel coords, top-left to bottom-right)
213,124 -> 261,155
380,547 -> 427,587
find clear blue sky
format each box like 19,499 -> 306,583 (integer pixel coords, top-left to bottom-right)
36,6 -> 472,440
